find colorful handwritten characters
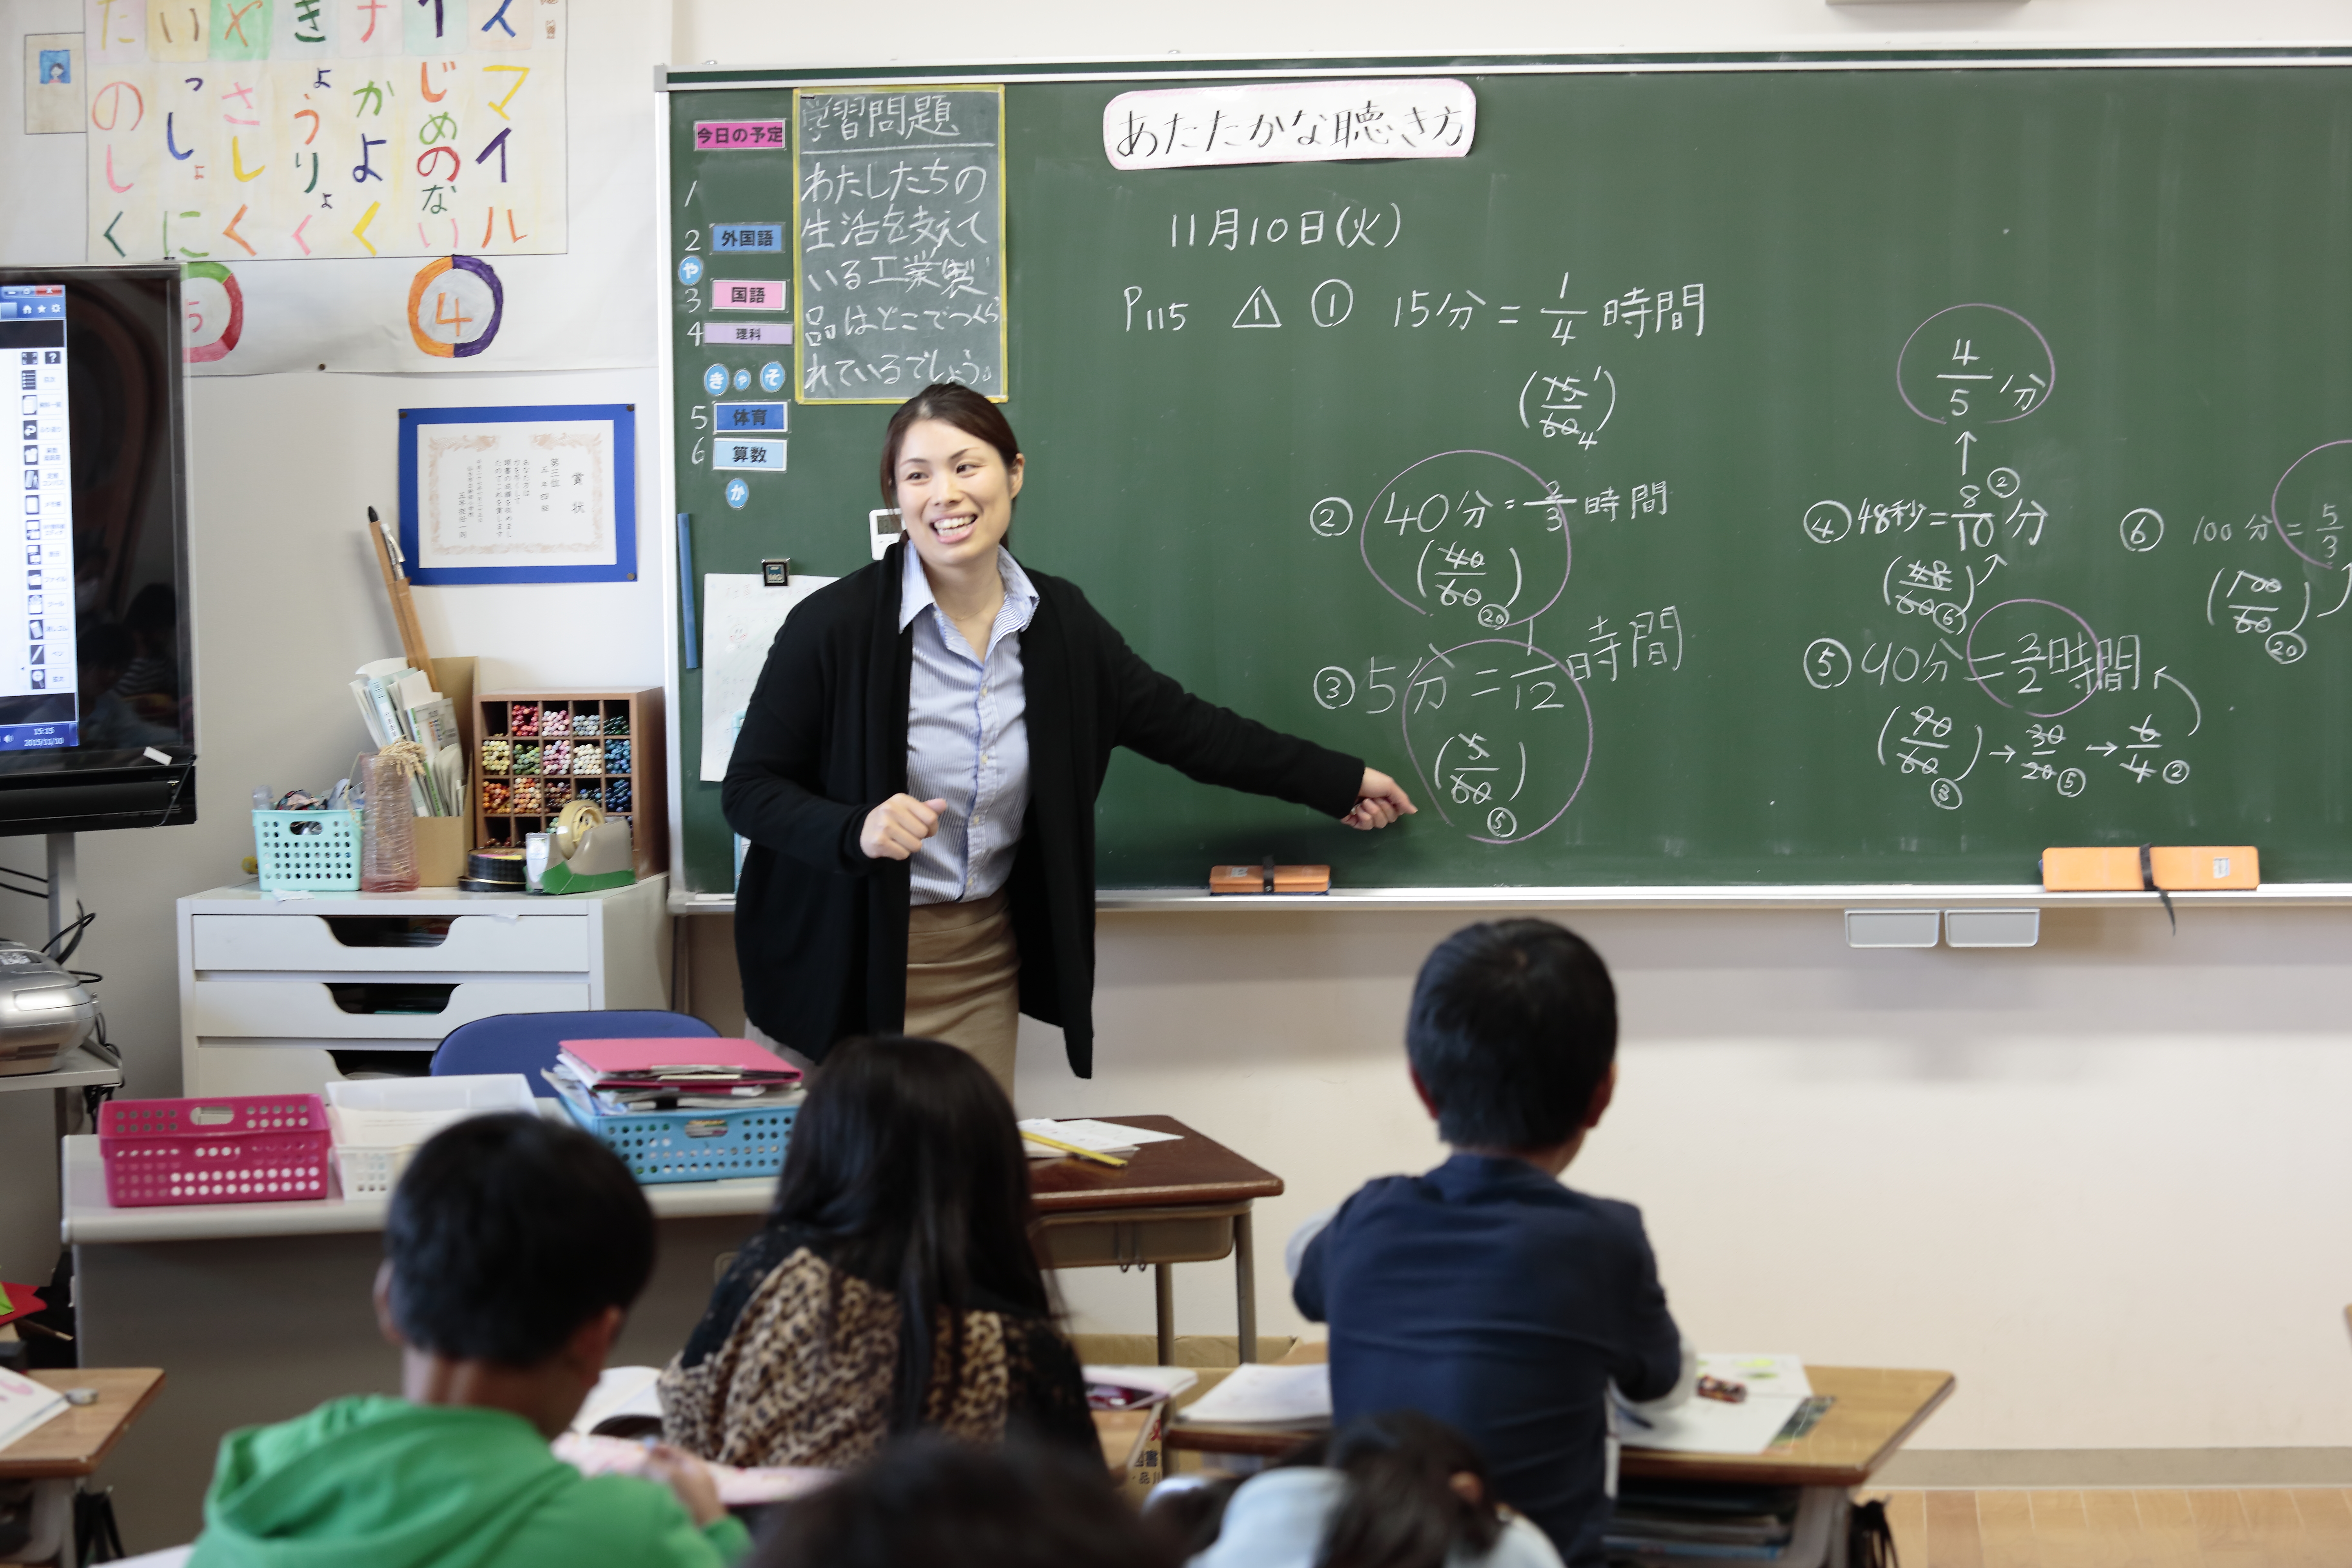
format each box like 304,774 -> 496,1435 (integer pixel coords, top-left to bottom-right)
84,0 -> 567,262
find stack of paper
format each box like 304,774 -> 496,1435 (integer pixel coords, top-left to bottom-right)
1618,1354 -> 1815,1456
1173,1364 -> 1332,1430
349,657 -> 465,817
1082,1364 -> 1199,1410
0,1368 -> 69,1449
546,1037 -> 804,1114
1016,1118 -> 1183,1161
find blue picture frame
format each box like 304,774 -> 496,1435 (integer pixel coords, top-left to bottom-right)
398,403 -> 638,585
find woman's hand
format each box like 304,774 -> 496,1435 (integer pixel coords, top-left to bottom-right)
860,794 -> 949,860
641,1443 -> 726,1529
1341,768 -> 1417,830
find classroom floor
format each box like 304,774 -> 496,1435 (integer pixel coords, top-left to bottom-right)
1873,1489 -> 2352,1566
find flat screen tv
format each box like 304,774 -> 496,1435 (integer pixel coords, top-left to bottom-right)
0,264 -> 194,835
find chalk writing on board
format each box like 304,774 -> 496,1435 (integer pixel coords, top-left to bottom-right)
1896,304 -> 2056,426
1602,285 -> 1706,337
795,85 -> 1006,402
1401,638 -> 1593,845
1357,451 -> 1571,633
1104,79 -> 1475,172
1519,368 -> 1616,447
2268,440 -> 2352,574
1803,476 -> 2048,555
1123,290 -> 1190,331
1169,205 -> 1404,249
1795,304 -> 2237,811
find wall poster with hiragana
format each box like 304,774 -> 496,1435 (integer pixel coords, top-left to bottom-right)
83,0 -> 568,265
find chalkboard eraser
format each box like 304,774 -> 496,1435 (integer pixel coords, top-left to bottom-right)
1209,863 -> 1330,895
2041,846 -> 2259,891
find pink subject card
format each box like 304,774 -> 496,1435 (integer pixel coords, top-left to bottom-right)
694,121 -> 786,150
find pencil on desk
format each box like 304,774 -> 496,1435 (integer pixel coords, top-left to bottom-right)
1022,1131 -> 1128,1167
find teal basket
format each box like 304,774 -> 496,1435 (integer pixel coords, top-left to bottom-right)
556,1094 -> 795,1184
252,809 -> 363,892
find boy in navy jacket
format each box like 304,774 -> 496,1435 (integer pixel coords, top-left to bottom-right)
1292,920 -> 1689,1568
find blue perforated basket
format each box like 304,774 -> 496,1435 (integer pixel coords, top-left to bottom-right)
252,809 -> 362,892
555,1093 -> 795,1185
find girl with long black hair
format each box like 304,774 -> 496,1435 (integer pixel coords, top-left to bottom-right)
658,1036 -> 1094,1466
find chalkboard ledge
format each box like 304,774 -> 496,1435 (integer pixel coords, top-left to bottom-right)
669,884 -> 2352,915
1093,884 -> 2352,912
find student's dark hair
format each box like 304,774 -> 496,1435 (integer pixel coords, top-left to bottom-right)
877,381 -> 1021,505
754,1433 -> 1178,1568
383,1113 -> 654,1365
1314,1410 -> 1505,1568
1406,918 -> 1617,1149
767,1036 -> 1047,1434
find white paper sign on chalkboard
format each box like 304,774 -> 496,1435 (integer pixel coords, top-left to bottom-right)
1103,79 -> 1477,171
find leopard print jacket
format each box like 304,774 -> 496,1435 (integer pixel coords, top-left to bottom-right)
658,1223 -> 1097,1469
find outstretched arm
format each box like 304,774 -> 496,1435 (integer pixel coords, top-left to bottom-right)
1096,604 -> 1413,825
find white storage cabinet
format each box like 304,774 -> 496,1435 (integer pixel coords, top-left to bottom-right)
176,878 -> 671,1096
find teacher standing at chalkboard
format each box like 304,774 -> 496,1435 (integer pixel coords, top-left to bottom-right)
722,384 -> 1415,1092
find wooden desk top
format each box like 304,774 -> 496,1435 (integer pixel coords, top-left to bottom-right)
1028,1117 -> 1283,1215
0,1369 -> 165,1480
1167,1363 -> 1954,1489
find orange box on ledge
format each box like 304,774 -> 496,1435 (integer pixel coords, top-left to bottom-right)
1208,864 -> 1331,895
2041,846 -> 2258,891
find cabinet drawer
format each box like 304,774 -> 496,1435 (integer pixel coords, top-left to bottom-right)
187,979 -> 593,1047
189,913 -> 590,974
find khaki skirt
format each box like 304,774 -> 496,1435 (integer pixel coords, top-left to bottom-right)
746,889 -> 1021,1098
902,888 -> 1021,1097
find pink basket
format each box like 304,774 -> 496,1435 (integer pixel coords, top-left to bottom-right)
98,1095 -> 334,1207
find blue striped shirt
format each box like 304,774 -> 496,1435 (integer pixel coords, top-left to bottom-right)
900,545 -> 1039,906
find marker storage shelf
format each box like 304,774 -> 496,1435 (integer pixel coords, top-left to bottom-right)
475,688 -> 666,878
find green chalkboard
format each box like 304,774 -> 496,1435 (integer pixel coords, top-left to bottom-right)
662,58 -> 2352,895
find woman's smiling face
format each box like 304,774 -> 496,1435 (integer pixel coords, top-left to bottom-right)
894,417 -> 1023,574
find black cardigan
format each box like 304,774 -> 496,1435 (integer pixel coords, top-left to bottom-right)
721,542 -> 1365,1078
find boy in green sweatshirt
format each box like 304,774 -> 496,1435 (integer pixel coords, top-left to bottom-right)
190,1115 -> 751,1568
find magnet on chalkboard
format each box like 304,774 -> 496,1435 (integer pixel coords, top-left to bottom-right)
761,558 -> 791,587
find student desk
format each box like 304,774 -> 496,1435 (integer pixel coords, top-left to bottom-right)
1166,1361 -> 1956,1484
1028,1116 -> 1283,1368
0,1368 -> 165,1564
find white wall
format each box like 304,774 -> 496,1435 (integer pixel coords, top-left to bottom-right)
6,0 -> 2352,1464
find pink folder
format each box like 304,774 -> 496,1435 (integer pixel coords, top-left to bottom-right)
558,1037 -> 800,1080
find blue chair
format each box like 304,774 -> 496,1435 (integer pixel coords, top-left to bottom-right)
432,1009 -> 719,1095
